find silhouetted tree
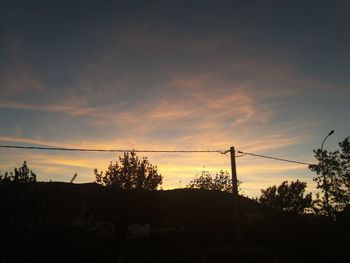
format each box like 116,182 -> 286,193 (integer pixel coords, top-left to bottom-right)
309,137 -> 350,217
259,180 -> 312,214
0,161 -> 37,184
187,170 -> 240,193
94,151 -> 162,190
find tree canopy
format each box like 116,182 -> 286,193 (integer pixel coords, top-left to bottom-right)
94,151 -> 162,190
259,180 -> 312,214
309,137 -> 350,217
0,161 -> 37,184
186,170 -> 239,193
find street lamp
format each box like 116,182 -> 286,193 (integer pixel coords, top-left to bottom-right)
320,130 -> 335,218
321,130 -> 335,153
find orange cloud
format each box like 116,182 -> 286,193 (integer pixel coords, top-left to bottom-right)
0,38 -> 320,197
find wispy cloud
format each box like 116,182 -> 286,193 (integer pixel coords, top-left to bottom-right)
0,37 -> 45,95
0,100 -> 99,117
0,17 -> 339,198
0,135 -> 66,147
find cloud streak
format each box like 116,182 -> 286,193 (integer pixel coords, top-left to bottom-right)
1,0 -> 349,197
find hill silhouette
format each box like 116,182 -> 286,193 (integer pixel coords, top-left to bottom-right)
1,182 -> 349,262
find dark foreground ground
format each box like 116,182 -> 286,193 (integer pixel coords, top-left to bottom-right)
1,183 -> 349,263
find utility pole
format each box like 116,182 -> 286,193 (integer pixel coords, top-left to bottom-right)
230,146 -> 241,260
230,146 -> 238,197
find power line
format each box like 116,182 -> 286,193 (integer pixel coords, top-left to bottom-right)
0,145 -> 315,165
237,150 -> 314,166
0,145 -> 227,154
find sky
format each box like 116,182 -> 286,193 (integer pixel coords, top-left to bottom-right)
0,0 -> 349,197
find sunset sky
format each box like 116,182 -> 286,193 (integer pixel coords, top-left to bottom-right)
1,0 -> 349,197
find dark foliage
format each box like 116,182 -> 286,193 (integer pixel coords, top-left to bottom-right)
1,183 -> 349,262
94,151 -> 162,190
259,180 -> 312,214
187,170 -> 240,193
0,161 -> 37,184
309,137 -> 350,217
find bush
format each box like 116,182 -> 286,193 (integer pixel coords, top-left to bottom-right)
94,151 -> 162,190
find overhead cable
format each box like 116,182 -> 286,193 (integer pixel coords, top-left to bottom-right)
0,145 -> 227,154
237,150 -> 314,166
0,145 -> 315,165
